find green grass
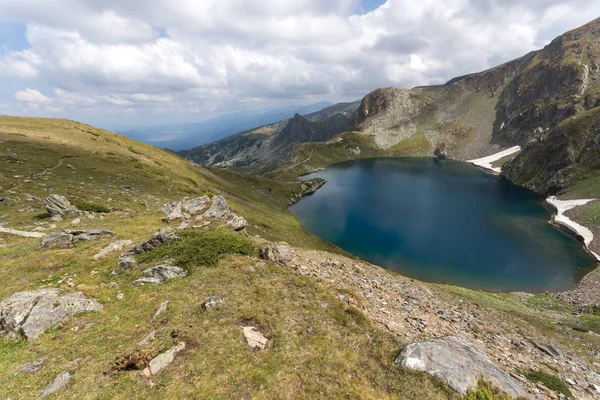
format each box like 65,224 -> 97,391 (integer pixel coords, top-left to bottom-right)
522,370 -> 573,398
463,380 -> 511,400
72,199 -> 111,214
137,230 -> 257,268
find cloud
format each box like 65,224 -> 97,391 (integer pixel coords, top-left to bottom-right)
0,0 -> 599,126
15,88 -> 51,103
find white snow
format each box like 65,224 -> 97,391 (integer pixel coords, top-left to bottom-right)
467,146 -> 521,174
546,196 -> 599,262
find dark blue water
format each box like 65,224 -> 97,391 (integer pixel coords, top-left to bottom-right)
289,158 -> 597,292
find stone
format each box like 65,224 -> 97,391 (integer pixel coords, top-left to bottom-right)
0,226 -> 46,238
259,242 -> 293,266
201,195 -> 231,220
162,201 -> 188,222
434,143 -> 448,159
0,289 -> 103,340
134,264 -> 187,285
532,341 -> 564,359
242,326 -> 268,350
41,231 -> 73,249
202,296 -> 225,310
70,218 -> 81,226
117,228 -> 180,270
66,229 -> 114,244
42,195 -> 78,217
138,330 -> 158,346
228,214 -> 247,231
16,359 -> 45,374
37,371 -> 71,400
182,195 -> 210,214
152,301 -> 169,321
93,240 -> 134,260
142,342 -> 186,378
394,337 -> 527,397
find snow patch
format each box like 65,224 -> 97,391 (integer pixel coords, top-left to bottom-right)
467,146 -> 521,174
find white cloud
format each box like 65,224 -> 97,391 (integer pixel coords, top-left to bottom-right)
0,0 -> 599,126
15,88 -> 51,103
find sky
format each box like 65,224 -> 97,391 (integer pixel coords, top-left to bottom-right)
0,0 -> 599,130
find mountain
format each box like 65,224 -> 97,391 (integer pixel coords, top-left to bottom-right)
179,100 -> 360,172
119,101 -> 334,151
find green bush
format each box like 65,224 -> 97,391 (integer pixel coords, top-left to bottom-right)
523,370 -> 573,398
463,381 -> 510,400
137,230 -> 257,268
72,200 -> 110,213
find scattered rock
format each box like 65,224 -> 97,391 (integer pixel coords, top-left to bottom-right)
259,242 -> 293,266
228,214 -> 247,231
182,195 -> 210,214
36,371 -> 71,400
67,229 -> 115,244
394,337 -> 526,397
162,201 -> 189,222
142,342 -> 186,378
16,359 -> 45,374
202,296 -> 225,310
242,326 -> 268,350
0,288 -> 103,340
134,264 -> 187,285
152,301 -> 169,321
201,195 -> 230,220
42,195 -> 78,218
93,240 -> 134,260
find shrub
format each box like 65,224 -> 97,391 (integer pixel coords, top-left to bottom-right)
72,200 -> 110,213
522,370 -> 573,398
137,230 -> 257,268
463,380 -> 510,400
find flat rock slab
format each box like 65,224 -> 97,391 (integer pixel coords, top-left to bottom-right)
42,229 -> 114,249
93,240 -> 134,260
142,342 -> 186,378
134,264 -> 187,285
182,195 -> 210,214
43,195 -> 78,217
36,371 -> 71,400
0,289 -> 103,340
201,195 -> 231,220
242,326 -> 268,350
394,336 -> 527,397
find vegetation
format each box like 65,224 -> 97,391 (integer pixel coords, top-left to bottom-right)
72,199 -> 111,214
522,370 -> 573,398
463,380 -> 511,400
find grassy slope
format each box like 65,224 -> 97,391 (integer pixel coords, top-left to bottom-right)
0,116 -> 453,399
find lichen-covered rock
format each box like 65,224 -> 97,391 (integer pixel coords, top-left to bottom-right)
41,231 -> 74,249
93,240 -> 134,260
0,289 -> 103,340
134,264 -> 187,285
162,201 -> 189,222
182,195 -> 210,214
259,242 -> 293,266
42,195 -> 78,218
37,371 -> 71,400
142,342 -> 186,378
201,195 -> 231,220
394,337 -> 526,397
202,296 -> 225,310
116,228 -> 181,271
227,214 -> 247,231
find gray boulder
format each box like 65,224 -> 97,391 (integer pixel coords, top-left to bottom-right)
162,201 -> 189,222
41,231 -> 74,249
116,228 -> 180,271
142,342 -> 186,378
228,214 -> 247,231
37,371 -> 71,400
203,296 -> 225,310
202,195 -> 231,220
0,289 -> 103,340
259,242 -> 293,266
93,239 -> 134,260
394,337 -> 527,397
182,195 -> 210,214
134,264 -> 187,285
43,195 -> 78,217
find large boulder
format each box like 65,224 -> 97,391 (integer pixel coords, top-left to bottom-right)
0,289 -> 103,340
227,214 -> 247,231
394,337 -> 527,397
162,201 -> 189,222
201,195 -> 231,220
42,195 -> 78,218
134,264 -> 187,285
259,242 -> 293,266
182,195 -> 210,214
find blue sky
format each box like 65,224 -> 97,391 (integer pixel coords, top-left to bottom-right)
0,0 -> 599,130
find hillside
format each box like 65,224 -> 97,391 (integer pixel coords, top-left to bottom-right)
3,116 -> 600,399
180,101 -> 360,172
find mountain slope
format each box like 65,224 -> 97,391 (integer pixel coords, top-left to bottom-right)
179,101 -> 360,172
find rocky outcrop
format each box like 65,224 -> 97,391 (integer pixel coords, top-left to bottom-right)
201,195 -> 231,220
41,229 -> 114,249
134,264 -> 187,285
259,242 -> 293,266
227,215 -> 247,231
43,195 -> 78,218
395,337 -> 527,397
116,227 -> 181,270
162,201 -> 188,222
182,195 -> 210,213
0,289 -> 103,340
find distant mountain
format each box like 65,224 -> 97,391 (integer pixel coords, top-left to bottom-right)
179,101 -> 360,172
119,101 -> 334,150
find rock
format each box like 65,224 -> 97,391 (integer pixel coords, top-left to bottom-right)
152,301 -> 169,321
41,231 -> 73,249
93,240 -> 134,260
142,342 -> 186,378
162,201 -> 189,222
394,337 -> 527,397
66,229 -> 114,244
259,242 -> 293,266
532,340 -> 564,359
182,195 -> 210,214
42,195 -> 78,217
202,296 -> 225,310
242,326 -> 268,350
134,264 -> 187,285
117,255 -> 136,269
138,330 -> 158,346
228,214 -> 247,231
434,143 -> 448,159
37,371 -> 71,400
116,292 -> 124,300
0,226 -> 46,238
117,228 -> 180,270
71,218 -> 81,226
201,195 -> 230,220
16,359 -> 45,374
0,289 -> 103,340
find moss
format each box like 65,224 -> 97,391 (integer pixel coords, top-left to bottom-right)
523,370 -> 573,398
